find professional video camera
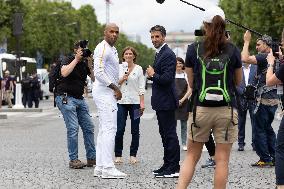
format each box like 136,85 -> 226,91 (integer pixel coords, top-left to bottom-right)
194,29 -> 231,39
79,40 -> 92,57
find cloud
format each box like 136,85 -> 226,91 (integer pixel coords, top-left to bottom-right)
69,0 -> 219,46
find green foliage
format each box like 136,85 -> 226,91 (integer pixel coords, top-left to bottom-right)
219,0 -> 284,52
1,0 -> 154,69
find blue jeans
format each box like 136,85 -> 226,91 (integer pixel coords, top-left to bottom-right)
115,104 -> 140,157
56,95 -> 96,161
237,98 -> 256,147
276,117 -> 284,185
254,103 -> 277,162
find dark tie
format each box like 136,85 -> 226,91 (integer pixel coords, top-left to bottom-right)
155,52 -> 158,60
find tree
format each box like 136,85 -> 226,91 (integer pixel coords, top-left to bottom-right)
2,0 -> 154,69
220,0 -> 284,51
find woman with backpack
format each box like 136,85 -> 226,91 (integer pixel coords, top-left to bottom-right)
176,6 -> 242,189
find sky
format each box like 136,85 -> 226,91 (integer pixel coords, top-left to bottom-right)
68,0 -> 219,47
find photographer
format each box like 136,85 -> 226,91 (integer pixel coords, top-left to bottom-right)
55,40 -> 96,169
242,31 -> 278,167
266,28 -> 284,189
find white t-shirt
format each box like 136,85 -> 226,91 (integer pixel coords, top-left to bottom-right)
175,72 -> 188,84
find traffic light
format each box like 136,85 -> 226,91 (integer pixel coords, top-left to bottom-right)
13,13 -> 24,36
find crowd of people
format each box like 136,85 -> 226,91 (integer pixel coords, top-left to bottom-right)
46,5 -> 284,189
0,70 -> 41,109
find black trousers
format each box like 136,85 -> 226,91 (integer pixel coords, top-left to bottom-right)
156,110 -> 180,171
205,132 -> 215,157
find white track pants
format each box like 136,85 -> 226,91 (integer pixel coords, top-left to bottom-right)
92,85 -> 117,169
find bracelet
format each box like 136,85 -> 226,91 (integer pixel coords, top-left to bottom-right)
267,64 -> 273,68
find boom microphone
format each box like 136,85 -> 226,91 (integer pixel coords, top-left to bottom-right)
156,0 -> 166,4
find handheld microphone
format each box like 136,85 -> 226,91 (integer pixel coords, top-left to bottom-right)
156,0 -> 166,4
122,62 -> 128,85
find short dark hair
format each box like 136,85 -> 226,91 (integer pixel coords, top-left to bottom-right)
150,25 -> 166,36
257,34 -> 272,46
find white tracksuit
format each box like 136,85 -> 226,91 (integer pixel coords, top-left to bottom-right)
92,40 -> 119,169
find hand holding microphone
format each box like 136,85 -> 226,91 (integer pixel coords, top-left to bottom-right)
122,62 -> 129,85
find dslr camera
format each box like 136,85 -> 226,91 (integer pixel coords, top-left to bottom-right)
79,40 -> 92,57
271,40 -> 281,58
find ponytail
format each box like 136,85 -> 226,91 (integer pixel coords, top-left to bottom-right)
203,15 -> 227,58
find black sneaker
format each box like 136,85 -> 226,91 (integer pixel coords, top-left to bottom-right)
155,169 -> 179,178
238,146 -> 244,151
201,158 -> 216,168
152,165 -> 165,175
251,160 -> 273,167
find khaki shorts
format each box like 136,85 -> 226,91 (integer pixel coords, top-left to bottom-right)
188,106 -> 238,143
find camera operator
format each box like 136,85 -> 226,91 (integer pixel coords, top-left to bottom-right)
242,30 -> 278,167
266,28 -> 284,189
55,40 -> 96,169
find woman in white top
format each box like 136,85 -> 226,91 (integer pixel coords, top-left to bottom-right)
175,57 -> 191,151
114,46 -> 145,164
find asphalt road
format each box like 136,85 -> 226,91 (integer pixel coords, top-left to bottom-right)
0,88 -> 281,189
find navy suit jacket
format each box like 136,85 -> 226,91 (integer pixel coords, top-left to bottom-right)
151,44 -> 178,111
236,64 -> 257,95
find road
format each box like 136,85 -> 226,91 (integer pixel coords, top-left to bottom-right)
0,88 -> 281,189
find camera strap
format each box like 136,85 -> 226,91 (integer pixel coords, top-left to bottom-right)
254,85 -> 277,114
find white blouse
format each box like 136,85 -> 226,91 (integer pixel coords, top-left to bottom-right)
117,64 -> 145,104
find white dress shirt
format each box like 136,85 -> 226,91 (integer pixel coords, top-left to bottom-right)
243,64 -> 251,86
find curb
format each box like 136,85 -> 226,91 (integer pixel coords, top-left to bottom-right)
0,114 -> 7,119
0,108 -> 43,112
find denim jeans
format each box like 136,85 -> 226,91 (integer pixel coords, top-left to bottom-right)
276,117 -> 284,185
254,103 -> 277,162
115,104 -> 140,157
56,95 -> 96,161
177,120 -> 187,146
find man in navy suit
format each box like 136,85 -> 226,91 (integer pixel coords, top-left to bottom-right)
236,63 -> 257,151
146,25 -> 180,178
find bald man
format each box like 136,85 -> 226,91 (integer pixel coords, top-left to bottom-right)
92,23 -> 127,179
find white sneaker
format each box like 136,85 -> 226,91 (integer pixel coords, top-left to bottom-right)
102,168 -> 127,179
94,169 -> 102,177
182,145 -> 187,151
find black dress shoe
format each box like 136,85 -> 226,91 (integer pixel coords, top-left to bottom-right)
155,169 -> 179,178
238,146 -> 244,151
152,165 -> 166,175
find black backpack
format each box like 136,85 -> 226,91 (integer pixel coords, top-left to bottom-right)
48,62 -> 61,93
189,41 -> 237,142
195,42 -> 235,106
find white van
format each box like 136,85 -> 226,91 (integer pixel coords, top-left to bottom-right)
37,68 -> 51,100
0,53 -> 17,78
